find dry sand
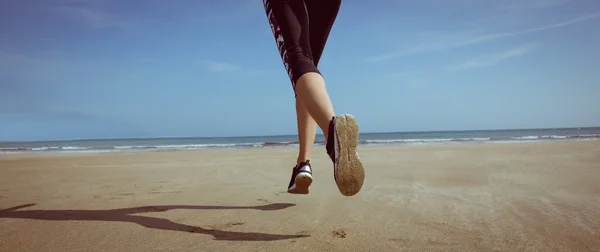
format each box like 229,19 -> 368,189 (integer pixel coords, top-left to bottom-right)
1,140 -> 599,252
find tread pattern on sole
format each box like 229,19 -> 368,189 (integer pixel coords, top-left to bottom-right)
334,114 -> 365,196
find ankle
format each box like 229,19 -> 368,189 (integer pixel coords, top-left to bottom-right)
296,158 -> 310,166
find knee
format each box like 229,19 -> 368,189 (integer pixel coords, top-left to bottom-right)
289,60 -> 320,85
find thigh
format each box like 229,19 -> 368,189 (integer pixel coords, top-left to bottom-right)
264,0 -> 324,95
263,0 -> 314,77
305,0 -> 341,66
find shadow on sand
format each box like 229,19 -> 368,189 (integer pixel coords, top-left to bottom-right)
0,203 -> 308,241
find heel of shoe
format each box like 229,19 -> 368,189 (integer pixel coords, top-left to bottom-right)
289,172 -> 312,194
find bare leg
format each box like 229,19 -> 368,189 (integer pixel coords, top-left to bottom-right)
265,0 -> 363,197
294,72 -> 364,197
294,72 -> 336,139
294,0 -> 340,166
295,98 -> 317,165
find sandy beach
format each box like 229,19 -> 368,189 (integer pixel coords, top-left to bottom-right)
1,140 -> 599,252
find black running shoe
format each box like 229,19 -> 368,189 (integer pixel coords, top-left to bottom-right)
326,114 -> 365,196
287,160 -> 313,194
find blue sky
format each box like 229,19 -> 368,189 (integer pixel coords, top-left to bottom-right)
1,0 -> 599,141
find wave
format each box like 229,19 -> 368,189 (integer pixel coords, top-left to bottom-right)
360,134 -> 599,145
0,143 -> 264,153
1,134 -> 598,154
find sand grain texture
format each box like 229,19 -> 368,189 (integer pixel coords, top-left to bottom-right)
1,141 -> 600,251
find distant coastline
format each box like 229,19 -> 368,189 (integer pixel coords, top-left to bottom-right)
1,127 -> 599,154
2,126 -> 599,144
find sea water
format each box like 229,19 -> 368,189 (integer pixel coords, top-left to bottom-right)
1,127 -> 599,154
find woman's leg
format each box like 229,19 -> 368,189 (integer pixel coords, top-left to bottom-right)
263,0 -> 364,196
294,0 -> 341,165
295,98 -> 317,165
306,0 -> 341,67
294,73 -> 335,138
263,0 -> 335,137
263,0 -> 325,194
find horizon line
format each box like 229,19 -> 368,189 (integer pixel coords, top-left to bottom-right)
2,126 -> 599,144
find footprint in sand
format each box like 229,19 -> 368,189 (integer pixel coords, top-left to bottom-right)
296,230 -> 310,236
256,198 -> 271,203
207,221 -> 246,230
148,190 -> 182,195
331,229 -> 347,238
116,192 -> 135,196
224,222 -> 245,228
390,237 -> 408,244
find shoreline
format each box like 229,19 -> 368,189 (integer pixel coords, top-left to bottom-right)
3,126 -> 599,144
1,138 -> 599,156
1,139 -> 599,159
2,128 -> 599,155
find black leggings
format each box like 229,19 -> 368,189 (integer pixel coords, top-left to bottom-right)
263,0 -> 341,96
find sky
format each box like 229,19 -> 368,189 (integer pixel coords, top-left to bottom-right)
1,0 -> 599,142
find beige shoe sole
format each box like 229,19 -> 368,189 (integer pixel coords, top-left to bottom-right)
333,114 -> 365,196
287,173 -> 312,195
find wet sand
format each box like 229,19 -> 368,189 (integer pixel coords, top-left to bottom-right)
1,140 -> 599,252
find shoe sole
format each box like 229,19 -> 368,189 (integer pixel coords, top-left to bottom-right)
287,173 -> 312,194
334,114 -> 365,196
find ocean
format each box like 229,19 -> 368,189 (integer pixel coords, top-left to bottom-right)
1,127 -> 599,154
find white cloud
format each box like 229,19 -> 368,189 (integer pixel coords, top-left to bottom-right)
500,0 -> 572,11
367,12 -> 600,62
447,44 -> 537,71
456,12 -> 600,47
198,60 -> 271,76
57,6 -> 114,28
42,2 -> 135,29
0,52 -> 74,78
200,60 -> 241,73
